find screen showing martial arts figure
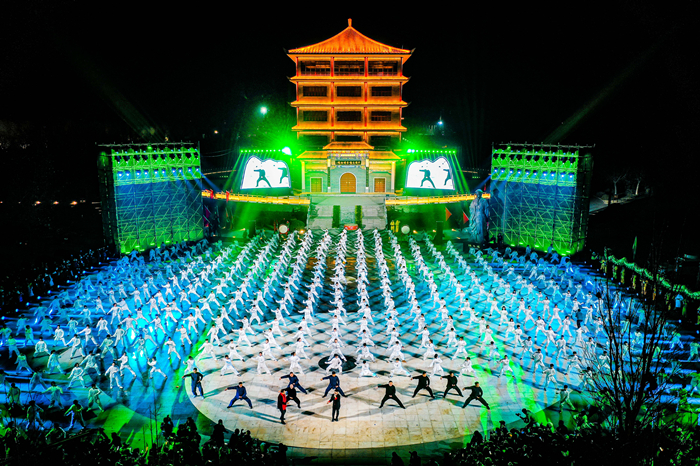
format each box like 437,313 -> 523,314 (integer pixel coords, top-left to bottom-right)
405,157 -> 454,190
240,156 -> 291,189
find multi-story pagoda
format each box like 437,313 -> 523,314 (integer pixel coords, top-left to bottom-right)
287,19 -> 412,194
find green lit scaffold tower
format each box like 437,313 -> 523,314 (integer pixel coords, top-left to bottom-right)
98,143 -> 205,254
488,143 -> 593,255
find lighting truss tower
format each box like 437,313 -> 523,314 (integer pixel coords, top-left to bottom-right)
488,143 -> 593,255
98,143 -> 204,254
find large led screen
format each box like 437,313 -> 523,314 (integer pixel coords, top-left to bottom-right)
405,157 -> 455,190
240,156 -> 291,189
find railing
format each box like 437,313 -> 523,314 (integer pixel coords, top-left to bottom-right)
386,193 -> 491,205
201,191 -> 310,206
202,190 -> 490,206
297,192 -> 389,196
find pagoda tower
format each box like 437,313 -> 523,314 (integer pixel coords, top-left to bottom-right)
287,19 -> 412,194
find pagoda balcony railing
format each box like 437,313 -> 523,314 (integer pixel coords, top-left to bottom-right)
298,71 -> 402,77
368,71 -> 400,76
333,71 -> 365,77
299,70 -> 331,76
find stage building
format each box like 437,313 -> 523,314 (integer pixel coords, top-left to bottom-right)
287,19 -> 410,195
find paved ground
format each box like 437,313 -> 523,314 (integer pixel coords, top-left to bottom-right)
0,229 -> 603,464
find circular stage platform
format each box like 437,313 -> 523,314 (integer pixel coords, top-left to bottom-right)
185,280 -> 589,459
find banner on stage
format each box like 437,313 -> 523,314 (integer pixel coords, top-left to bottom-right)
405,157 -> 455,190
240,157 -> 291,189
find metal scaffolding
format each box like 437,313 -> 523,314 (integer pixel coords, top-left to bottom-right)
488,143 -> 593,255
98,143 -> 204,254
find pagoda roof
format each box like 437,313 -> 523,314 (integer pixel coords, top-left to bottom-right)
324,141 -> 375,151
288,19 -> 411,55
297,142 -> 401,161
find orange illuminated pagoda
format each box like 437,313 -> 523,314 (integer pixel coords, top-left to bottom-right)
287,19 -> 412,195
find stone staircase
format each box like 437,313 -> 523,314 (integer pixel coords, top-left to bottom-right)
305,194 -> 387,230
359,202 -> 387,230
307,204 -> 334,229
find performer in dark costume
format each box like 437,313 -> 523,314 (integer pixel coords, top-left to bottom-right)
462,381 -> 490,410
277,388 -> 288,424
225,382 -> 253,408
411,372 -> 435,399
182,368 -> 204,397
441,372 -> 463,398
378,381 -> 405,409
328,389 -> 341,422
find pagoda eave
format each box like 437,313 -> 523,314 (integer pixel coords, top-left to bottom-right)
289,76 -> 409,83
290,101 -> 409,108
291,125 -> 407,132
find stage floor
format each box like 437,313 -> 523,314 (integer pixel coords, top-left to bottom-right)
1,230 -> 600,464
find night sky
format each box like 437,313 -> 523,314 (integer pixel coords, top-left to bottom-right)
1,2 -> 698,199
